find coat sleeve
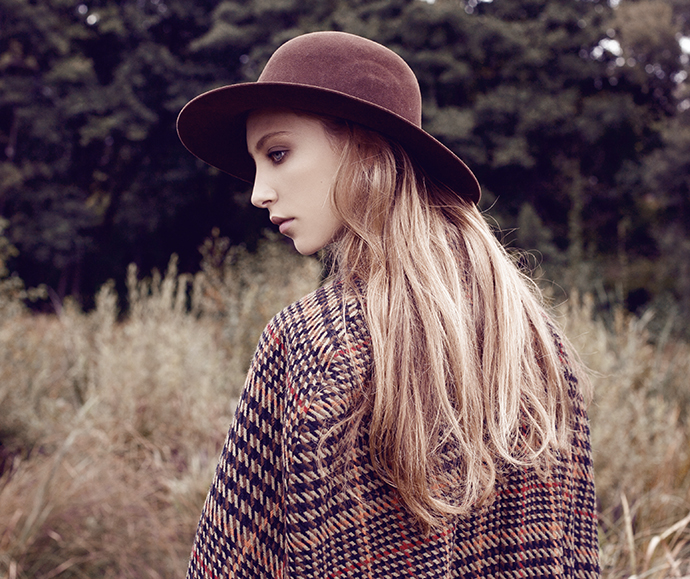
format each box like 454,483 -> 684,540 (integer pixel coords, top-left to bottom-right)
186,320 -> 289,579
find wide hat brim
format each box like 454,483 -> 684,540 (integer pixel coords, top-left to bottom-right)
177,33 -> 480,203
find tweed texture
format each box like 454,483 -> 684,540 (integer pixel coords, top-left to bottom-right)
186,281 -> 600,578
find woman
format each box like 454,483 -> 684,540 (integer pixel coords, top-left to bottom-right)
177,31 -> 600,578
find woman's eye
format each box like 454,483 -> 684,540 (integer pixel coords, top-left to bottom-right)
268,150 -> 287,163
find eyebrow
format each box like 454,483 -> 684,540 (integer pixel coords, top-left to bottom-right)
250,130 -> 290,156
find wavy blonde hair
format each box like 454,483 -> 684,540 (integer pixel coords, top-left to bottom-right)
318,117 -> 585,530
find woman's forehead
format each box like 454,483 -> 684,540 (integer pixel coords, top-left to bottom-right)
246,109 -> 339,151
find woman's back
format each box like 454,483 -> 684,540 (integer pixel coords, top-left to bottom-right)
186,281 -> 598,578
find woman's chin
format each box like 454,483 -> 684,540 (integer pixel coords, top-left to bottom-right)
294,245 -> 320,256
292,237 -> 329,256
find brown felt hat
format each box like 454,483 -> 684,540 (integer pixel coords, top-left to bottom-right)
177,31 -> 480,203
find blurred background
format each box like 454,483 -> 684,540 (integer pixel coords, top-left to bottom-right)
1,0 -> 690,577
1,0 -> 689,322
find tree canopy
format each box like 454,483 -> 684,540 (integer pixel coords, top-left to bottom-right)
1,0 -> 689,323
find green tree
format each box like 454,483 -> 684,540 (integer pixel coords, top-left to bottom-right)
0,0 -> 264,303
2,0 -> 689,319
637,103 -> 690,322
392,0 -> 687,310
607,0 -> 690,320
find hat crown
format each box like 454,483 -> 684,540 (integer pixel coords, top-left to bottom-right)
177,31 -> 480,202
258,32 -> 422,127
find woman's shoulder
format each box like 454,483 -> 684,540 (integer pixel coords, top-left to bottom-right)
271,280 -> 344,329
249,280 -> 371,421
263,279 -> 367,356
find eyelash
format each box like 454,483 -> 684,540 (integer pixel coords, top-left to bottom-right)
268,150 -> 287,163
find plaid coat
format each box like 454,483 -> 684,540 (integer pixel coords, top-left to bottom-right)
186,281 -> 600,578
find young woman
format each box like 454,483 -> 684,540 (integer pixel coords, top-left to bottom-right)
177,31 -> 600,578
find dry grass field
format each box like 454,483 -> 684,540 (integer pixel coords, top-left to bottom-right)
1,233 -> 689,578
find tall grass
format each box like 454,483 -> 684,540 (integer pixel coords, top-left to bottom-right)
0,231 -> 320,578
560,293 -> 690,578
1,231 -> 689,578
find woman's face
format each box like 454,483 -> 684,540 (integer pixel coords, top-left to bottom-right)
246,109 -> 344,256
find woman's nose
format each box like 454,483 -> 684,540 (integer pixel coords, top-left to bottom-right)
250,172 -> 277,208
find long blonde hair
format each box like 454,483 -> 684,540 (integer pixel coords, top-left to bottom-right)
320,118 -> 584,530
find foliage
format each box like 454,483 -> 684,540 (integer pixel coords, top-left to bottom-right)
0,217 -> 45,318
0,0 -> 265,303
1,0 -> 689,329
0,217 -> 22,318
639,106 -> 690,323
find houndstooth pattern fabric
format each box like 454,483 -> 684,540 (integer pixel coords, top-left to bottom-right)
186,281 -> 600,578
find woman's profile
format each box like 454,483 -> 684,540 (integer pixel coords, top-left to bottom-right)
177,31 -> 600,578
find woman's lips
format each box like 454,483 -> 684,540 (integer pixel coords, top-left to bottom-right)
278,219 -> 294,235
271,216 -> 294,235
